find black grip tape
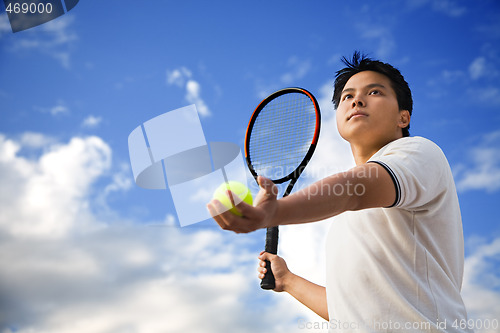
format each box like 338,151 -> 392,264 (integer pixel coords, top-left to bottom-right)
260,226 -> 279,290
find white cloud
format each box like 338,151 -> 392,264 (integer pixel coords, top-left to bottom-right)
35,100 -> 69,116
469,57 -> 487,80
166,67 -> 192,87
407,0 -> 466,17
442,69 -> 467,83
455,131 -> 500,193
462,237 -> 500,331
5,15 -> 77,69
0,13 -> 11,37
468,56 -> 499,82
466,55 -> 500,104
280,57 -> 312,85
94,162 -> 133,212
166,67 -> 211,117
0,227 -> 269,333
50,104 -> 69,115
360,26 -> 396,59
103,163 -> 133,194
82,115 -> 103,128
0,134 -> 110,239
468,87 -> 500,106
0,132 -> 321,332
477,17 -> 500,39
431,0 -> 467,17
185,79 -> 211,117
19,132 -> 56,148
254,57 -> 313,99
427,62 -> 500,104
344,6 -> 397,59
327,53 -> 344,68
4,126 -> 496,333
426,70 -> 464,99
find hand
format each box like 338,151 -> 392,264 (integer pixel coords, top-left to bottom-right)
257,251 -> 292,292
207,176 -> 278,233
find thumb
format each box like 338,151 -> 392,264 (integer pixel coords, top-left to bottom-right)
257,176 -> 277,198
253,176 -> 277,207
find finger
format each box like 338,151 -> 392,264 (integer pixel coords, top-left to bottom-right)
207,200 -> 235,230
225,190 -> 237,207
228,191 -> 252,212
216,199 -> 262,233
226,190 -> 253,207
207,200 -> 252,233
208,209 -> 229,230
232,198 -> 257,219
207,199 -> 229,217
259,251 -> 277,262
221,191 -> 257,226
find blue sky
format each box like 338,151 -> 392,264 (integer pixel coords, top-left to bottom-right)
1,1 -> 499,332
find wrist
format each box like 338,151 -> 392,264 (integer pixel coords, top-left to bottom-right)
271,198 -> 288,227
282,271 -> 297,293
263,199 -> 282,229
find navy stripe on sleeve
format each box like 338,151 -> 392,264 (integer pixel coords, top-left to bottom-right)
368,161 -> 401,208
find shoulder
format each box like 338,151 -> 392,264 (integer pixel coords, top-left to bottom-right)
373,136 -> 446,162
369,136 -> 454,209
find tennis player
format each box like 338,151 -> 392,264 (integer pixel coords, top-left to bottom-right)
207,52 -> 471,332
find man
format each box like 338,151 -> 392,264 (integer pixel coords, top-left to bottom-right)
207,52 -> 471,332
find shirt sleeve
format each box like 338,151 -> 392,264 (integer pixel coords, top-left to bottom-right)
368,137 -> 450,211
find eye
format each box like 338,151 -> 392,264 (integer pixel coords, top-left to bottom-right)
369,90 -> 381,95
342,94 -> 353,101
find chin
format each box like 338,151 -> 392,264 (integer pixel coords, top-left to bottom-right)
339,127 -> 370,143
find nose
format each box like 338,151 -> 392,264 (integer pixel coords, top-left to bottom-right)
352,97 -> 364,108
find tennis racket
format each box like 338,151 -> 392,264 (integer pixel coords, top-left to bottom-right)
244,87 -> 321,290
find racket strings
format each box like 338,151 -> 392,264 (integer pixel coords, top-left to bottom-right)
248,92 -> 317,180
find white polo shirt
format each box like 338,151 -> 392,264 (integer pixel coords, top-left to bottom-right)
325,137 -> 471,332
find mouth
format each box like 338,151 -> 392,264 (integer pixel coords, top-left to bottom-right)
347,111 -> 368,121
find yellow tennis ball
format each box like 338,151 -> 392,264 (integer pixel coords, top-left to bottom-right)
213,181 -> 253,216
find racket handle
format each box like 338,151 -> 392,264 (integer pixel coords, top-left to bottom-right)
260,226 -> 279,290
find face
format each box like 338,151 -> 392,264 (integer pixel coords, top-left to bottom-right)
336,71 -> 410,147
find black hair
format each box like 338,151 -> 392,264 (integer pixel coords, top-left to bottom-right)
333,51 -> 413,137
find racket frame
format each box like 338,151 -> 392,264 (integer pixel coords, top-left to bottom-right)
244,87 -> 321,290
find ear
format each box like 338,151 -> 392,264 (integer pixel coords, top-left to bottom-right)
397,110 -> 410,129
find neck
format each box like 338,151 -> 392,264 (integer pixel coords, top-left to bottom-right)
350,143 -> 379,165
349,135 -> 402,165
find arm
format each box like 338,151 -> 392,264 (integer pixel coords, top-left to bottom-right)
207,163 -> 396,233
274,162 -> 396,225
258,252 -> 328,321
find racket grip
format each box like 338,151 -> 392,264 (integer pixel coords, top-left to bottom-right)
260,226 -> 279,290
